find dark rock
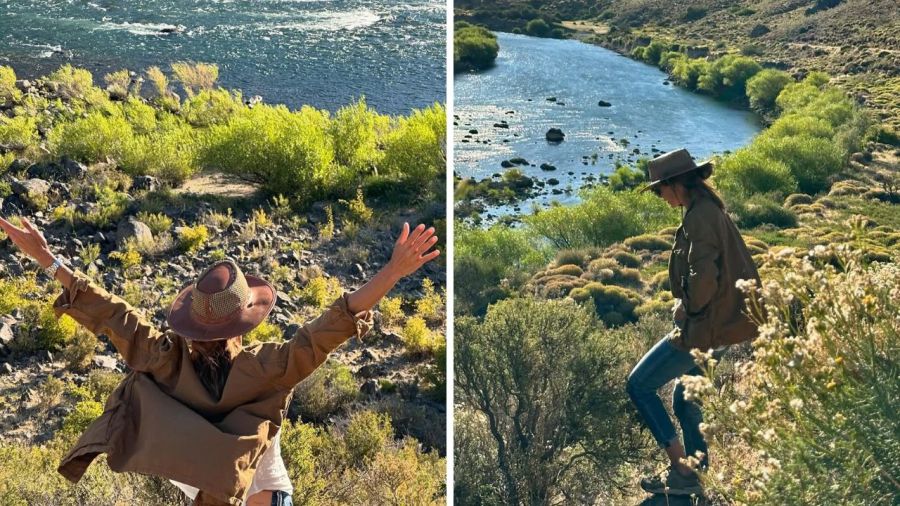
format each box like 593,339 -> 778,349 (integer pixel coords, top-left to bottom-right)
509,157 -> 529,165
500,160 -> 515,168
116,216 -> 153,248
546,97 -> 557,102
539,163 -> 557,171
351,263 -> 365,278
547,178 -> 560,185
10,178 -> 50,207
132,175 -> 160,192
493,122 -> 509,129
283,323 -> 301,340
358,363 -> 386,379
749,24 -> 770,38
7,158 -> 32,173
546,128 -> 565,143
0,362 -> 12,375
597,100 -> 612,107
360,379 -> 379,397
0,322 -> 13,345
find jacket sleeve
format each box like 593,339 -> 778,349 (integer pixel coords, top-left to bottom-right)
683,213 -> 721,316
52,269 -> 169,372
266,291 -> 374,390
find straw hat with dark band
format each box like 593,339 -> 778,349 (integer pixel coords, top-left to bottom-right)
166,258 -> 276,341
638,148 -> 714,193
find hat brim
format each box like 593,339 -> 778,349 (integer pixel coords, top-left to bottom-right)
638,159 -> 713,193
166,275 -> 277,341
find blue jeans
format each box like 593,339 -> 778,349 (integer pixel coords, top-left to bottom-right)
271,491 -> 293,506
626,329 -> 725,469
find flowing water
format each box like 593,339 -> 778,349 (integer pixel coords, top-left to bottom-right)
455,32 -> 762,222
0,0 -> 445,115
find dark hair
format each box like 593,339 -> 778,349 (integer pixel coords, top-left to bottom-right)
189,339 -> 239,400
665,163 -> 726,210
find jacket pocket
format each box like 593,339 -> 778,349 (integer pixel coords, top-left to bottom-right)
684,304 -> 716,351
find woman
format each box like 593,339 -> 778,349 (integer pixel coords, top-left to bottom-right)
0,216 -> 440,506
626,148 -> 761,496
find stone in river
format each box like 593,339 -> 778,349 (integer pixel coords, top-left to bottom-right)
545,128 -> 565,142
597,100 -> 612,107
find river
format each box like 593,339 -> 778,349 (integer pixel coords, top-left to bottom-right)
0,0 -> 445,115
455,32 -> 761,222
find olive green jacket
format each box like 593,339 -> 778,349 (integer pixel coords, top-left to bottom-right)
52,270 -> 374,505
668,191 -> 762,351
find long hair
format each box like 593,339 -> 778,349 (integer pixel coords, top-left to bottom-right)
667,163 -> 726,210
189,338 -> 242,400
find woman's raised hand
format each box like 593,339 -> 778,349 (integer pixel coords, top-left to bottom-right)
386,222 -> 441,278
0,217 -> 54,268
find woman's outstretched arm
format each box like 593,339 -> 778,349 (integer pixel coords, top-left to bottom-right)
345,222 -> 440,314
264,222 -> 441,390
0,216 -> 170,372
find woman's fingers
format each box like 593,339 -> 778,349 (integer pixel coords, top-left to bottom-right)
410,227 -> 435,251
396,222 -> 410,245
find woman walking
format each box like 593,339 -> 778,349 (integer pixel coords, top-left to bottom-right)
0,216 -> 440,506
626,148 -> 761,496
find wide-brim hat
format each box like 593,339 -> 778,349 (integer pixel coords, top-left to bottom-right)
638,148 -> 714,193
166,258 -> 276,341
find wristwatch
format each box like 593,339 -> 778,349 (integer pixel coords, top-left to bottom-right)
44,256 -> 65,279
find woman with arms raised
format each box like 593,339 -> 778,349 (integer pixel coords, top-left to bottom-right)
0,216 -> 440,506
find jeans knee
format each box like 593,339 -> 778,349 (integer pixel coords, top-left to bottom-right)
672,383 -> 697,421
626,371 -> 645,402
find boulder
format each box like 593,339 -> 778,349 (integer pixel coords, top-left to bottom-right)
546,128 -> 565,143
132,175 -> 160,192
93,355 -> 119,370
10,178 -> 51,208
597,100 -> 612,107
116,216 -> 153,248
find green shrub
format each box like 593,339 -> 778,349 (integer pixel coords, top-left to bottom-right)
330,98 -> 387,172
0,115 -> 38,148
525,187 -> 678,249
48,111 -> 133,163
135,212 -> 173,235
380,103 -> 445,191
60,400 -> 104,438
176,224 -> 209,253
13,303 -> 78,354
344,410 -> 394,462
414,278 -> 444,322
746,69 -> 794,111
244,321 -> 281,344
43,64 -> 109,107
733,194 -> 799,228
607,163 -> 646,191
298,275 -> 342,310
180,88 -> 243,127
525,18 -> 550,36
715,148 -> 798,201
754,134 -> 844,194
671,57 -> 710,90
569,282 -> 643,326
456,222 -> 551,315
624,234 -> 671,251
201,103 -> 335,202
455,297 -> 646,502
378,296 -> 404,328
292,359 -> 358,422
0,66 -> 22,106
454,22 -> 500,72
402,316 -> 439,356
697,54 -> 761,101
643,40 -> 667,65
611,251 -> 642,268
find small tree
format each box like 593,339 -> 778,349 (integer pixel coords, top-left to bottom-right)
455,297 -> 645,504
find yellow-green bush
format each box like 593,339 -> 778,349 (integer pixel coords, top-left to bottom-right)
201,103 -> 335,202
0,115 -> 38,147
0,65 -> 22,106
344,410 -> 394,462
624,234 -> 671,251
135,211 -> 173,235
415,278 -> 444,322
176,224 -> 208,253
180,88 -> 243,127
378,296 -> 404,328
402,316 -> 440,356
292,359 -> 358,422
569,282 -> 643,326
330,98 -> 388,172
380,104 -> 446,189
13,303 -> 78,354
298,275 -> 342,310
244,321 -> 281,344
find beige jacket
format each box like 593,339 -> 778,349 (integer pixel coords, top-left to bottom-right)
52,270 -> 374,505
668,191 -> 762,351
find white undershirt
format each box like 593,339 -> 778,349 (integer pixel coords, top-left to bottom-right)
169,428 -> 294,503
